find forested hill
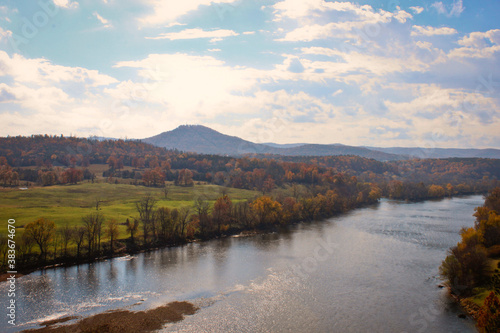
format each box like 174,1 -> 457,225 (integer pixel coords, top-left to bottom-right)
142,125 -> 403,161
1,135 -> 500,200
0,135 -> 174,167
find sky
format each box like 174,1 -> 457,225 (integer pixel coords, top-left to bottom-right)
0,0 -> 499,148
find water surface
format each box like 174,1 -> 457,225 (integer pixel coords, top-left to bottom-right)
1,196 -> 482,332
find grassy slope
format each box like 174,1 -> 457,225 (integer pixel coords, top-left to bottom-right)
0,182 -> 259,239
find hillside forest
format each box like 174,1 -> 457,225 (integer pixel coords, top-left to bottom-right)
0,135 -> 499,275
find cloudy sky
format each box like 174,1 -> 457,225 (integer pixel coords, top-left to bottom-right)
0,0 -> 499,148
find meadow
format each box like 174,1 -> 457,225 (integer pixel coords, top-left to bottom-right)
0,181 -> 259,239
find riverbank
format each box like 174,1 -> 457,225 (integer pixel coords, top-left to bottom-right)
447,287 -> 481,320
22,301 -> 198,333
439,188 -> 500,332
2,193 -> 484,279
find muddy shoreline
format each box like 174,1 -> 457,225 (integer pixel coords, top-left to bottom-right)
21,301 -> 198,333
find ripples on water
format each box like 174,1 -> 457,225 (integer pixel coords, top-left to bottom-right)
0,196 -> 482,332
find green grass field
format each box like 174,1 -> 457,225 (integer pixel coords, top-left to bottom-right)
0,182 -> 259,239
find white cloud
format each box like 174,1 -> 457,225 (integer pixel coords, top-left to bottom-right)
53,0 -> 79,9
0,52 -> 126,138
208,48 -> 221,52
274,1 -> 412,42
165,22 -> 187,28
272,0 -> 338,21
332,89 -> 343,96
0,51 -> 117,87
110,53 -> 261,119
449,29 -> 500,58
138,0 -> 238,27
272,0 -> 411,23
300,47 -> 428,76
416,41 -> 433,50
0,27 -> 12,41
383,83 -> 499,146
457,29 -> 500,48
393,8 -> 412,23
409,6 -> 424,14
243,31 -> 255,35
277,23 -> 337,42
93,12 -> 112,29
431,0 -> 464,17
411,25 -> 457,37
146,28 -> 238,40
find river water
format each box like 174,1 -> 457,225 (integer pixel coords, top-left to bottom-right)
1,196 -> 482,332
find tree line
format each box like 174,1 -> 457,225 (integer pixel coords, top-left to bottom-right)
2,136 -> 500,198
0,175 -> 381,272
440,188 -> 500,332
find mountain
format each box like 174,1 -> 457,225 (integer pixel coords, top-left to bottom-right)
143,125 -> 500,161
267,144 -> 403,160
142,125 -> 403,161
366,147 -> 500,159
142,125 -> 271,156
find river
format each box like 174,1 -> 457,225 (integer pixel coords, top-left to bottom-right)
1,196 -> 482,332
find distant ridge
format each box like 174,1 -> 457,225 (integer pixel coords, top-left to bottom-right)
142,125 -> 500,161
142,125 -> 403,161
365,146 -> 500,159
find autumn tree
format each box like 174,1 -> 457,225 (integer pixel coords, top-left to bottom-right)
477,291 -> 500,333
428,184 -> 446,198
61,168 -> 83,184
176,169 -> 194,187
251,196 -> 282,227
142,168 -> 165,187
477,212 -> 500,248
38,170 -> 58,186
485,188 -> 500,213
24,218 -> 56,260
213,195 -> 232,233
440,227 -> 489,295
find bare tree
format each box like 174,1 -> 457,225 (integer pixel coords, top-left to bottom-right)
0,235 -> 7,270
156,207 -> 172,242
126,218 -> 139,244
163,184 -> 172,200
106,219 -> 119,252
60,223 -> 72,257
136,194 -> 157,244
71,226 -> 86,259
178,207 -> 191,239
82,212 -> 104,257
17,233 -> 35,265
24,218 -> 56,261
194,197 -> 211,236
95,198 -> 102,211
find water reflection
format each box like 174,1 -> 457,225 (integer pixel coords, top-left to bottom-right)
0,196 -> 483,332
